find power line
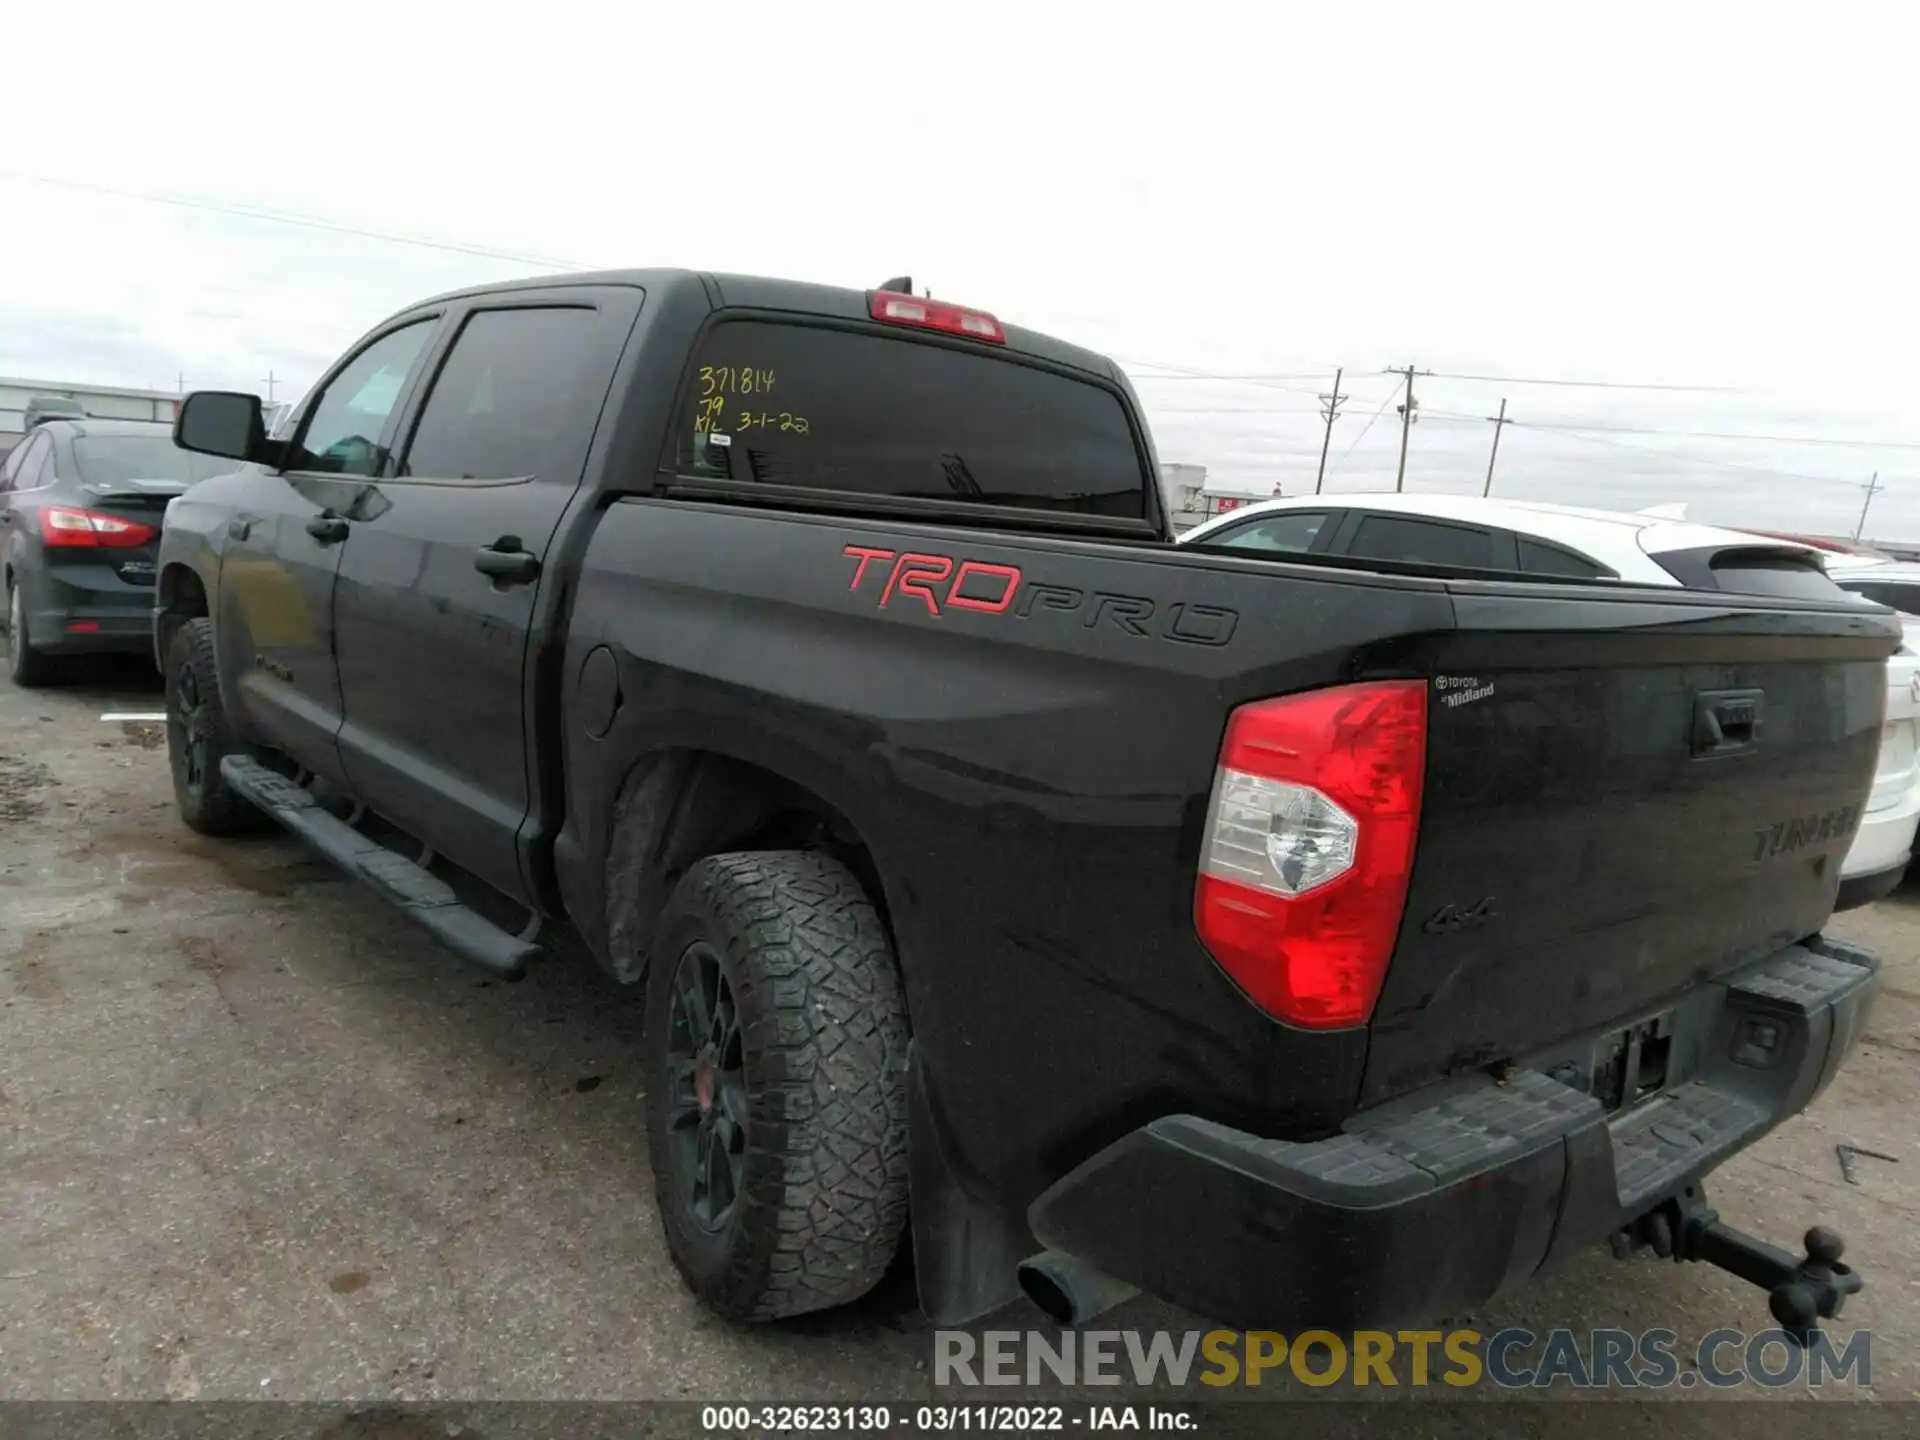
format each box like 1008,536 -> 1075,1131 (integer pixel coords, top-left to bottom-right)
1326,387 -> 1402,477
1116,356 -> 1338,403
1124,354 -> 1746,395
1157,398 -> 1920,460
1156,395 -> 1897,494
1147,403 -> 1379,416
1491,419 -> 1920,451
1379,406 -> 1874,491
1130,372 -> 1353,382
1500,418 -> 1864,488
1424,369 -> 1738,393
0,170 -> 591,271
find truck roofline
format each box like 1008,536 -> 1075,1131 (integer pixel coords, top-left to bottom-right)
401,267 -> 1123,382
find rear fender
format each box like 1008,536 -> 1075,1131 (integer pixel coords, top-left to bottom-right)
599,750 -> 781,983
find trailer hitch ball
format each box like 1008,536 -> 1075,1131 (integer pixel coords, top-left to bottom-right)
1767,1227 -> 1853,1338
1621,1193 -> 1866,1346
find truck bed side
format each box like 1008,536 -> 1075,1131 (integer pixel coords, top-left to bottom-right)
552,499 -> 1898,1225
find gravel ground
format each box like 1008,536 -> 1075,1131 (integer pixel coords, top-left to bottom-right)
2,650 -> 1916,1435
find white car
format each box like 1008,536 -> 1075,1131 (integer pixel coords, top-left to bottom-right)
1823,555 -> 1920,645
1181,493 -> 1920,911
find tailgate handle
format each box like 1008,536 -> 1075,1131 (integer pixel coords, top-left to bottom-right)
1693,689 -> 1763,758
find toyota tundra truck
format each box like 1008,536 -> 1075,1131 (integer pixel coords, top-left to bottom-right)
155,268 -> 1893,1341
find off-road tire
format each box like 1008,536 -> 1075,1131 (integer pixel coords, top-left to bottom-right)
6,580 -> 58,687
645,850 -> 911,1320
164,617 -> 264,835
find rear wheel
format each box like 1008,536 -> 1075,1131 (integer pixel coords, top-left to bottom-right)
165,617 -> 264,835
5,580 -> 58,688
644,850 -> 911,1320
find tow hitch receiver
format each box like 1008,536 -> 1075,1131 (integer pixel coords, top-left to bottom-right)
1611,1186 -> 1863,1345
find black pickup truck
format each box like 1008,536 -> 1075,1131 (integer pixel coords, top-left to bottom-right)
158,269 -> 1893,1340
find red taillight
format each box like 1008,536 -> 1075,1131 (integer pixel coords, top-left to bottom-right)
1194,680 -> 1428,1029
869,290 -> 1006,345
36,505 -> 157,549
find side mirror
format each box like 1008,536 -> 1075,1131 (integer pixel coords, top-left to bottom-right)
175,391 -> 266,462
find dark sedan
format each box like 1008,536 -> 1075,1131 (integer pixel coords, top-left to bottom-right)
1,418 -> 231,685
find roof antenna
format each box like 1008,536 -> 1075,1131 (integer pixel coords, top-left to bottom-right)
879,275 -> 913,294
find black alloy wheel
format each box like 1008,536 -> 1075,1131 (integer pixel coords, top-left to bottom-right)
170,655 -> 211,803
663,940 -> 749,1232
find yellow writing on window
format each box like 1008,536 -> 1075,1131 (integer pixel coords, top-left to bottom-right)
693,396 -> 726,435
735,411 -> 811,435
700,365 -> 777,397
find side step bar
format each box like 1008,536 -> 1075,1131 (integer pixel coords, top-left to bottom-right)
220,754 -> 539,977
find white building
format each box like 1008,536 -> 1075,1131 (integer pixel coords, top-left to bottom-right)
1,376 -> 180,449
1159,461 -> 1279,533
1,377 -> 293,453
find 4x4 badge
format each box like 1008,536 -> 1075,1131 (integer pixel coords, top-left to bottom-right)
1423,897 -> 1497,935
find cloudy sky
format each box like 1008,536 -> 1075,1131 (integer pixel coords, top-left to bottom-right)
5,2 -> 1917,536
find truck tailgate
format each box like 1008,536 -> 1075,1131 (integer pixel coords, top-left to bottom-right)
1362,584 -> 1901,1104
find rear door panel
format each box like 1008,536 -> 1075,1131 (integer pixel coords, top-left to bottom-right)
331,287 -> 641,902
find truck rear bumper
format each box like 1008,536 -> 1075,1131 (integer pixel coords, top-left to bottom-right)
1027,936 -> 1878,1332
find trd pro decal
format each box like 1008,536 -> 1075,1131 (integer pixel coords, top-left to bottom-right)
841,545 -> 1238,647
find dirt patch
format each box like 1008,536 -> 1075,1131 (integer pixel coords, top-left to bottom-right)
0,755 -> 55,822
63,824 -> 343,900
175,935 -> 220,974
119,721 -> 166,751
175,935 -> 241,1022
5,933 -> 62,1002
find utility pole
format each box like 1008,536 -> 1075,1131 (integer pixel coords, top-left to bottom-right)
1855,472 -> 1884,542
261,370 -> 279,403
177,372 -> 187,395
1385,365 -> 1430,492
1313,367 -> 1348,494
1482,397 -> 1513,497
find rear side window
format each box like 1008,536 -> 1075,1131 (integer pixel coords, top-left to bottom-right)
1841,581 -> 1920,616
1206,511 -> 1328,555
1,433 -> 45,492
8,433 -> 53,492
1518,536 -> 1612,579
402,307 -> 604,481
674,320 -> 1148,518
1346,514 -> 1508,570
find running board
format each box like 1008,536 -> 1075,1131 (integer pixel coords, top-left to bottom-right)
220,754 -> 538,977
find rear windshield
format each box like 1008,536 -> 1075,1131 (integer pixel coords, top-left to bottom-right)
73,435 -> 234,486
674,320 -> 1149,519
1708,553 -> 1852,601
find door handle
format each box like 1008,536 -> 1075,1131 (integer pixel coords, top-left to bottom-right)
1692,689 -> 1764,758
228,516 -> 253,541
475,541 -> 541,586
305,514 -> 349,544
